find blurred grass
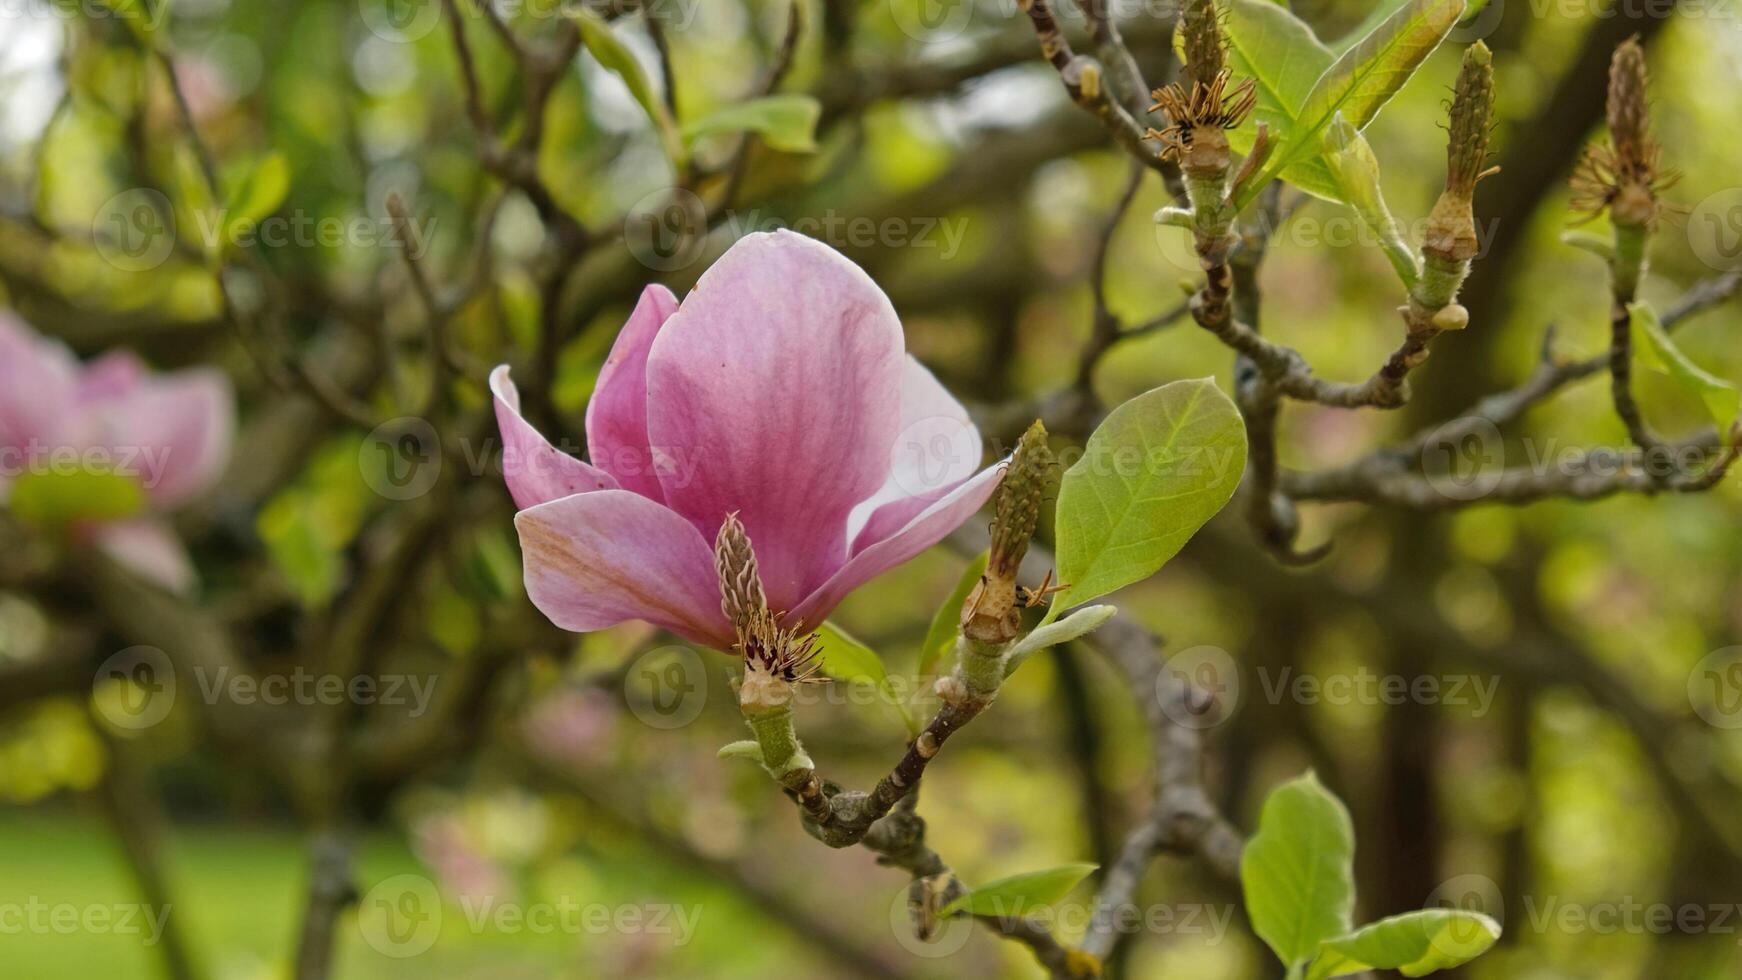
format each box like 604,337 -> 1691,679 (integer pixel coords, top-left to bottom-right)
0,807 -> 846,980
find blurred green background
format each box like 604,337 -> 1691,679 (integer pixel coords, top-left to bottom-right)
3,0 -> 1742,977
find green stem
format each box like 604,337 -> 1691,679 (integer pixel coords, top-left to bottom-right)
743,702 -> 811,775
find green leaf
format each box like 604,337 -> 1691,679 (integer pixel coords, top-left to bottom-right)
1322,116 -> 1417,286
1297,0 -> 1465,137
1332,0 -> 1492,54
571,9 -> 687,169
815,621 -> 918,734
717,740 -> 766,763
1245,0 -> 1464,207
682,94 -> 821,154
1052,378 -> 1246,610
1204,0 -> 1331,122
1630,301 -> 1741,438
1242,772 -> 1357,970
8,470 -> 147,530
917,552 -> 986,679
258,500 -> 343,608
1307,909 -> 1502,979
940,863 -> 1098,918
1219,0 -> 1345,202
222,153 -> 290,253
1004,605 -> 1117,677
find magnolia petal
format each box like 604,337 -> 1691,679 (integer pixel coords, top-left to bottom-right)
105,368 -> 235,509
788,460 -> 1004,630
514,489 -> 730,647
586,284 -> 679,502
645,230 -> 905,611
93,519 -> 198,594
491,365 -> 619,511
847,355 -> 985,549
0,312 -> 79,450
78,349 -> 148,402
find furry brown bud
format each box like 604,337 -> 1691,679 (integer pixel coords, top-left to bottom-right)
1571,37 -> 1676,229
1607,37 -> 1650,176
1180,0 -> 1225,90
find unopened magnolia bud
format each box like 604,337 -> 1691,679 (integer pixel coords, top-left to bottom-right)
1607,37 -> 1650,176
714,513 -> 766,632
1445,42 -> 1494,199
1422,190 -> 1479,265
1424,43 -> 1495,267
1573,37 -> 1673,229
964,421 -> 1053,645
1180,0 -> 1224,89
989,420 -> 1053,579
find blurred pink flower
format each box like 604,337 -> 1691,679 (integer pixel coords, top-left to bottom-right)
411,811 -> 513,905
0,313 -> 233,591
522,687 -> 617,767
492,230 -> 1002,649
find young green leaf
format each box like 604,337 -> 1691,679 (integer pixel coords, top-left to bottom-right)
815,621 -> 918,734
717,740 -> 766,763
1219,0 -> 1345,202
940,863 -> 1098,918
222,153 -> 290,253
1003,605 -> 1117,678
917,552 -> 987,679
1332,0 -> 1492,54
1307,909 -> 1502,979
1242,772 -> 1357,970
1218,0 -> 1332,137
571,9 -> 687,169
682,94 -> 821,154
1629,301 -> 1741,438
1246,0 -> 1464,207
8,470 -> 147,530
1052,378 -> 1246,610
1323,116 -> 1418,286
1299,0 -> 1465,135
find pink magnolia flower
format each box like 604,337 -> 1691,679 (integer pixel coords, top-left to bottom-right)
0,312 -> 234,591
493,230 -> 1003,650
